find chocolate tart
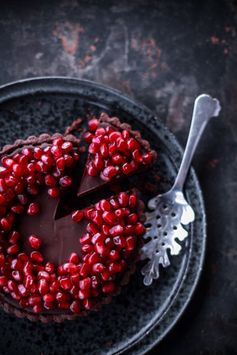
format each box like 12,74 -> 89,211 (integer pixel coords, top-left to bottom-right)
0,115 -> 154,322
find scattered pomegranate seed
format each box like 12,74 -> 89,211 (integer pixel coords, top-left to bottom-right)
48,187 -> 60,198
30,251 -> 43,263
28,235 -> 42,249
27,202 -> 40,216
59,176 -> 72,187
9,231 -> 20,244
72,210 -> 84,222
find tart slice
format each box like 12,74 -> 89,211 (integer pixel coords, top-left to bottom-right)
78,113 -> 157,197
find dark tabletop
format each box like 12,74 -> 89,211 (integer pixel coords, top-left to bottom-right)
0,0 -> 236,354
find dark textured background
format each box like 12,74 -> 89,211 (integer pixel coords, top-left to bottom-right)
0,0 -> 236,354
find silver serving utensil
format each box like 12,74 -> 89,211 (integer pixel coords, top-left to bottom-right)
141,94 -> 221,286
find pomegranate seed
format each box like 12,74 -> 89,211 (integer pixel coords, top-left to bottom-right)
7,244 -> 19,255
88,118 -> 99,131
2,157 -> 14,168
78,289 -> 90,299
7,280 -> 18,292
143,151 -> 154,164
11,258 -> 22,270
88,252 -> 100,265
84,131 -> 94,143
108,142 -> 117,155
87,163 -> 98,176
109,225 -> 124,236
41,154 -> 53,167
45,175 -> 56,187
13,163 -> 25,176
14,181 -> 24,194
109,249 -> 120,261
101,269 -> 111,281
132,149 -> 142,163
68,252 -> 79,264
28,235 -> 42,249
33,147 -> 43,159
56,291 -> 68,302
17,284 -> 27,296
83,299 -> 93,310
86,222 -> 98,235
91,232 -> 106,245
111,153 -> 125,165
0,178 -> 6,192
89,142 -> 100,154
102,166 -> 119,180
0,253 -> 5,266
129,194 -> 137,208
135,223 -> 145,235
79,263 -> 90,277
43,293 -> 55,303
79,277 -> 91,291
63,262 -> 78,274
59,176 -> 72,187
56,157 -> 65,171
95,127 -> 106,136
94,155 -> 104,170
31,251 -> 43,263
122,129 -> 130,139
109,263 -> 122,274
72,210 -> 84,222
118,192 -> 129,207
27,202 -> 40,216
80,233 -> 91,245
60,277 -> 72,290
95,242 -> 109,257
109,131 -> 121,142
5,175 -> 18,187
126,236 -> 136,250
82,244 -> 94,253
38,271 -> 50,282
0,276 -> 7,287
38,278 -> 49,295
122,163 -> 134,175
24,275 -> 33,289
48,187 -> 60,198
50,280 -> 60,294
53,137 -> 64,146
127,213 -> 138,224
109,198 -> 120,209
18,253 -> 28,263
113,236 -> 126,249
45,262 -> 55,273
104,237 -> 114,248
102,281 -> 115,293
62,141 -> 73,152
64,154 -> 74,167
102,211 -> 117,225
9,231 -> 20,244
29,295 -> 42,306
70,300 -> 81,313
127,138 -> 140,150
99,199 -> 111,212
33,304 -> 43,313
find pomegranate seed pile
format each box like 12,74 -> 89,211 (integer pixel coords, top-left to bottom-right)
0,135 -> 146,314
83,119 -> 154,181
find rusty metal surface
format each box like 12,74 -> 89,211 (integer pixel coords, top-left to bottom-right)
0,0 -> 236,354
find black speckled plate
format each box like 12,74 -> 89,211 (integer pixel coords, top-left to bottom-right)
0,77 -> 206,355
